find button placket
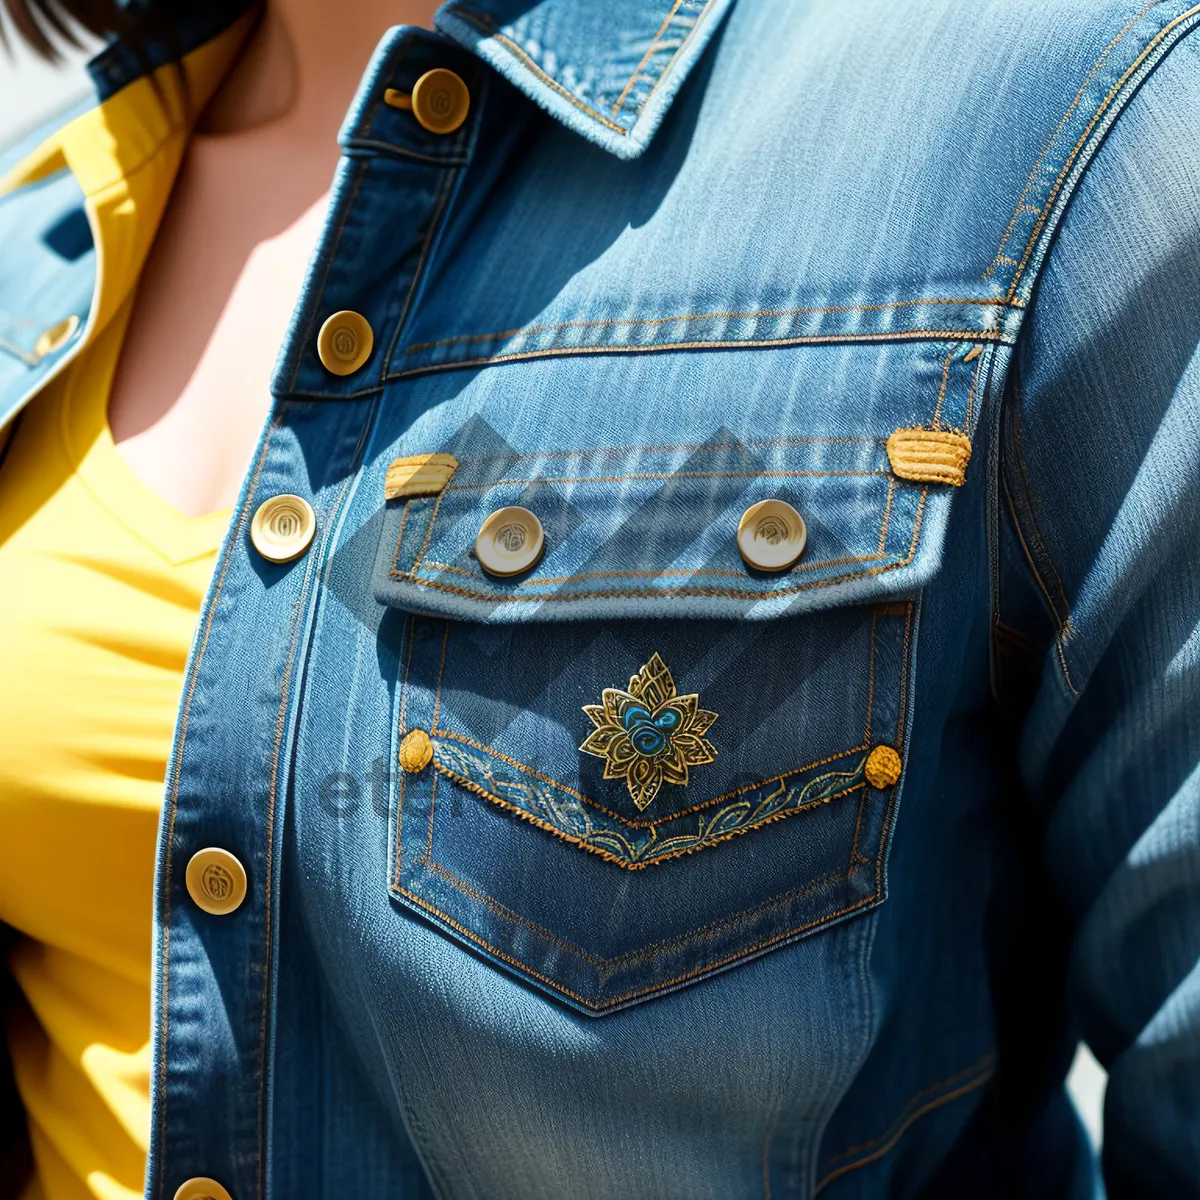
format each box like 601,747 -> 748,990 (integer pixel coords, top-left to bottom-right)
269,36 -> 484,403
151,28 -> 485,1200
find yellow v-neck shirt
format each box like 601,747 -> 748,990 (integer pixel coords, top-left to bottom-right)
0,20 -> 253,1199
0,308 -> 229,1200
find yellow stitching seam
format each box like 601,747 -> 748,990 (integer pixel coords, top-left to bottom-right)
1006,5 -> 1200,301
390,862 -> 876,1009
391,331 -> 1005,380
425,826 -> 858,969
443,468 -> 886,491
610,0 -> 687,115
424,624 -> 452,859
815,1055 -> 997,1192
404,299 -> 1016,356
931,347 -> 955,430
419,548 -> 888,585
452,7 -> 628,134
443,435 -> 883,465
396,490 -> 927,601
876,477 -> 896,555
984,0 -> 1157,280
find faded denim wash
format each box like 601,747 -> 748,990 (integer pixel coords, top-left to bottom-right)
1,1 -> 1199,1197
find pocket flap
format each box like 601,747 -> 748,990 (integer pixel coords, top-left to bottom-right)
372,431 -> 954,623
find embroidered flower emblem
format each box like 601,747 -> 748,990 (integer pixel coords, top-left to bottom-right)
579,653 -> 718,811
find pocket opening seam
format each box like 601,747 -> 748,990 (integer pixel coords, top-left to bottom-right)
420,605 -> 886,833
427,763 -> 869,872
430,725 -> 874,829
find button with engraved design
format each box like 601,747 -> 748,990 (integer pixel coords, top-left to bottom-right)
737,499 -> 807,572
250,494 -> 316,563
475,506 -> 544,577
173,1178 -> 234,1200
317,309 -> 374,376
185,849 -> 247,916
410,68 -> 470,134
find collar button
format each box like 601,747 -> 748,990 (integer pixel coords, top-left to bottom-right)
410,68 -> 471,134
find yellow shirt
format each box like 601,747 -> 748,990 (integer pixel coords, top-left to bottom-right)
0,21 -> 251,1200
0,309 -> 229,1200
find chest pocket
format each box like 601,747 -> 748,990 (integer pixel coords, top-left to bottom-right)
372,404 -> 968,1014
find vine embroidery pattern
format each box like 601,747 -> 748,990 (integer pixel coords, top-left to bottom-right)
431,738 -> 867,869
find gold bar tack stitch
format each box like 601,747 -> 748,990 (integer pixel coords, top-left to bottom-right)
384,453 -> 459,500
886,428 -> 972,487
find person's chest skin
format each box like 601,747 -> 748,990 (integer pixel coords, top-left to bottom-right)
104,131 -> 332,518
104,0 -> 440,518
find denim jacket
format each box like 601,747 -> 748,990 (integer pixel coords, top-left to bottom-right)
2,1 -> 1199,1197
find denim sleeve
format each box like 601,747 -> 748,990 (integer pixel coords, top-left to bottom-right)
999,33 -> 1200,1197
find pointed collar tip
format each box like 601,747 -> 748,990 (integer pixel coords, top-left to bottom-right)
435,0 -> 734,160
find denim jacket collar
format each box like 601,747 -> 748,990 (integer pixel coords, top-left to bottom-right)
435,0 -> 736,159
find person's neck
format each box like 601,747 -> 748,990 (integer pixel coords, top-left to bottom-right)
199,0 -> 441,142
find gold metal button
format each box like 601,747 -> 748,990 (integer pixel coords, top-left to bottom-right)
173,1179 -> 233,1200
475,506 -> 545,577
737,499 -> 807,572
410,68 -> 470,134
865,745 -> 903,790
317,310 -> 374,376
250,494 -> 315,563
185,849 -> 247,916
399,729 -> 433,774
33,314 -> 80,361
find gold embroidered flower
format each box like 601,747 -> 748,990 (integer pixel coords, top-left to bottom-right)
579,653 -> 718,811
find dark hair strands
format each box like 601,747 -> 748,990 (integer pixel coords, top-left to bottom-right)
2,0 -> 192,118
1,0 -> 126,61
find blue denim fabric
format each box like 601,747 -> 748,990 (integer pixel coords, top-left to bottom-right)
2,1 -> 1199,1197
